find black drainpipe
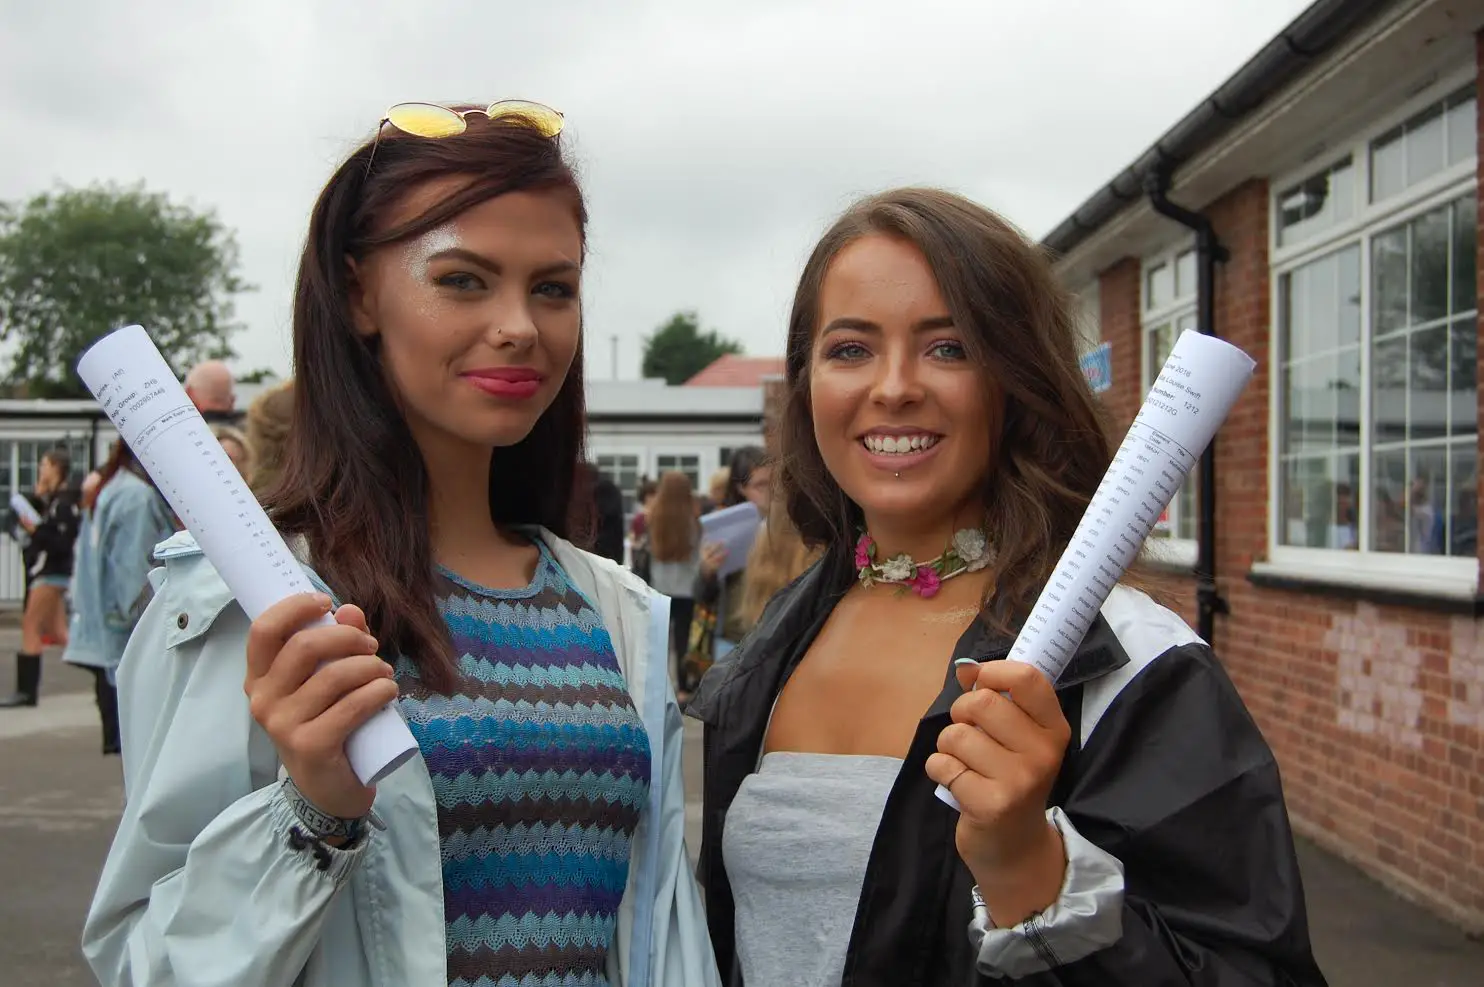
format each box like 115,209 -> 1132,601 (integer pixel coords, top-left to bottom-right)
1143,161 -> 1230,644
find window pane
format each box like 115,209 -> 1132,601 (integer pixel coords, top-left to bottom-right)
1372,226 -> 1409,334
1447,94 -> 1476,167
0,442 -> 11,493
1408,325 -> 1448,441
1448,94 -> 1472,165
1411,206 -> 1450,325
1282,456 -> 1359,548
1373,335 -> 1408,445
1175,250 -> 1197,298
1370,449 -> 1407,551
1448,443 -> 1478,557
1337,347 -> 1362,446
1146,264 -> 1173,311
1407,446 -> 1448,555
1406,104 -> 1446,186
1338,246 -> 1362,347
1450,317 -> 1478,435
1371,128 -> 1405,202
1176,479 -> 1197,541
1277,159 -> 1355,247
1146,321 -> 1173,385
1452,194 -> 1477,315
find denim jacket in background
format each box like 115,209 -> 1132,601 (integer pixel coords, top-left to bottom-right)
82,527 -> 720,987
62,468 -> 175,673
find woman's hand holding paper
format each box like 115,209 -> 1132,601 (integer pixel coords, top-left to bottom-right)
926,659 -> 1070,927
244,593 -> 399,820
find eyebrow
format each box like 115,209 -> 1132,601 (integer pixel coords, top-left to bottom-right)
426,247 -> 579,279
819,315 -> 955,335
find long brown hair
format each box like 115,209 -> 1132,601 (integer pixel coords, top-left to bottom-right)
265,112 -> 588,690
647,471 -> 698,563
740,506 -> 820,628
245,379 -> 294,498
779,187 -> 1116,633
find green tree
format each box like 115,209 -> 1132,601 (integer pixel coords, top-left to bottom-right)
236,366 -> 278,385
640,310 -> 743,385
0,182 -> 250,398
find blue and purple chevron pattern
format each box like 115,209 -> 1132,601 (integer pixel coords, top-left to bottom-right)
396,544 -> 652,987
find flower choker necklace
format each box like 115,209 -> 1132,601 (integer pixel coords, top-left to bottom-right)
854,527 -> 993,598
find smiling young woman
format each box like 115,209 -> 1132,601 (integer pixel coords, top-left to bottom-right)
83,104 -> 717,987
689,188 -> 1326,987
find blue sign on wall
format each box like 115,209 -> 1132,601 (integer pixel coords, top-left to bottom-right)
1080,342 -> 1112,394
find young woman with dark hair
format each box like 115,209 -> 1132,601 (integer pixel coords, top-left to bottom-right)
0,447 -> 82,708
690,188 -> 1325,986
85,102 -> 716,987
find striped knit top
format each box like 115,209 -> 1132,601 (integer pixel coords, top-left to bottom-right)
395,541 -> 652,987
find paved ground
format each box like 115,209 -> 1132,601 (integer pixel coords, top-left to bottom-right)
2,640 -> 1481,985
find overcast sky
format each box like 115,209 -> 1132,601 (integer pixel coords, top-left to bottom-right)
0,0 -> 1309,380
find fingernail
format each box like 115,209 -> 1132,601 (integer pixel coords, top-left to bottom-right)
314,593 -> 332,609
953,657 -> 980,668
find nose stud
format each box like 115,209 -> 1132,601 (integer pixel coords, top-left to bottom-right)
894,472 -> 901,479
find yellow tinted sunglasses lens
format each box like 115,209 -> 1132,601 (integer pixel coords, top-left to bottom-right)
385,102 -> 467,138
485,100 -> 564,137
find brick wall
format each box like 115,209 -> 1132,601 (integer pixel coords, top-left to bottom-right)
1094,142 -> 1484,927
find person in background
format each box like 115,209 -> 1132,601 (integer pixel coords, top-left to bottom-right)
62,440 -> 175,754
630,475 -> 659,541
694,445 -> 771,660
689,187 -> 1324,985
184,360 -> 237,423
700,467 -> 729,516
0,448 -> 82,708
627,475 -> 661,584
245,379 -> 294,499
213,425 -> 253,480
736,504 -> 818,632
582,463 -> 627,564
646,472 -> 703,697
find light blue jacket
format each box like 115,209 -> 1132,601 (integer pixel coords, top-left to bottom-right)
62,469 -> 175,673
82,528 -> 720,987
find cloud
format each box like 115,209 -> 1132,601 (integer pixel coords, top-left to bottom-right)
0,0 -> 1310,378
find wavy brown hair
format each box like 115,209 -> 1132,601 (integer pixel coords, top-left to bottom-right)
265,112 -> 588,691
647,471 -> 698,563
245,379 -> 293,498
779,187 -> 1116,633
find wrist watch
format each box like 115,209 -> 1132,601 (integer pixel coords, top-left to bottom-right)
281,777 -> 366,843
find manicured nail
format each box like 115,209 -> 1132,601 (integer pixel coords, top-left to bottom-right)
953,657 -> 980,668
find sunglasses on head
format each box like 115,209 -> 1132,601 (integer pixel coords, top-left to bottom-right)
365,99 -> 565,173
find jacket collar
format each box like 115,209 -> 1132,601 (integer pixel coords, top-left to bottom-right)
687,542 -> 1130,727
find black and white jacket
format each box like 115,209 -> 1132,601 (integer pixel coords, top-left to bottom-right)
687,545 -> 1328,986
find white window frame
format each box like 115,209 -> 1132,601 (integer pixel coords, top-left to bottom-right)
1141,241 -> 1200,567
1260,68 -> 1479,597
591,448 -> 645,515
651,447 -> 712,493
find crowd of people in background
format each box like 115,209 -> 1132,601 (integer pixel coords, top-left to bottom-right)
625,445 -> 819,701
0,363 -> 297,757
0,348 -> 757,734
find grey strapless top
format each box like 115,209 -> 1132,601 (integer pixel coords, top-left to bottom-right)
721,751 -> 902,987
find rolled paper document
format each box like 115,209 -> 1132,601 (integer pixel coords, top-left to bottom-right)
937,330 -> 1256,810
77,324 -> 419,786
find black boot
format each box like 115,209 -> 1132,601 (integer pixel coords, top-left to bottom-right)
0,653 -> 41,707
